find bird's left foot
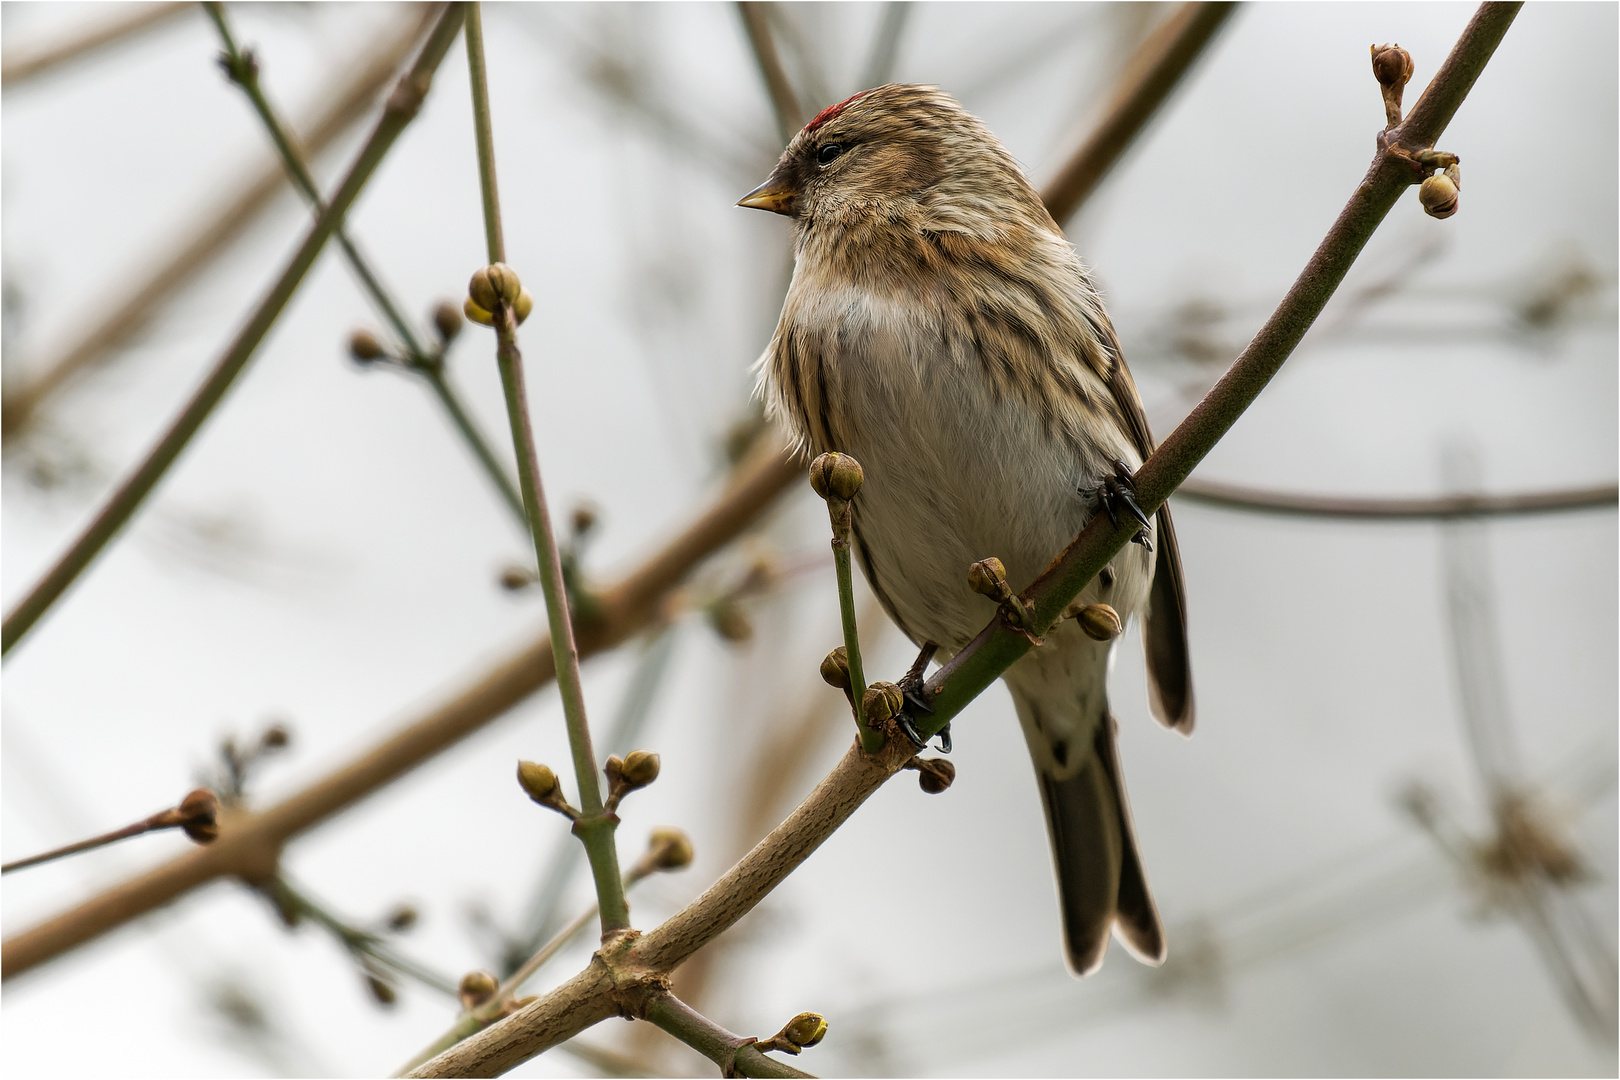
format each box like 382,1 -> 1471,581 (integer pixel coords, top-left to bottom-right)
896,642 -> 950,753
1084,460 -> 1153,550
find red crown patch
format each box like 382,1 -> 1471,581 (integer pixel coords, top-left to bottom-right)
803,90 -> 867,135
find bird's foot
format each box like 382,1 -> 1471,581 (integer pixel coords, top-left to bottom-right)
1085,460 -> 1153,551
896,642 -> 950,752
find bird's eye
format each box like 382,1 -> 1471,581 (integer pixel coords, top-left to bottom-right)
817,143 -> 844,166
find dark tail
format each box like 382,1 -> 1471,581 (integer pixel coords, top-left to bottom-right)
1037,716 -> 1166,975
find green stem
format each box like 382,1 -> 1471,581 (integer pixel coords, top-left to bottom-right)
465,4 -> 629,935
205,2 -> 524,524
644,993 -> 815,1080
269,876 -> 459,996
832,536 -> 880,753
0,3 -> 468,658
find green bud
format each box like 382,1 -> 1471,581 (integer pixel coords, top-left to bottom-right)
485,263 -> 522,305
463,297 -> 495,326
966,557 -> 1009,600
819,646 -> 851,689
468,267 -> 499,312
621,750 -> 661,788
458,969 -> 499,1011
862,682 -> 904,724
432,301 -> 464,342
648,826 -> 694,871
517,760 -> 558,803
779,1012 -> 828,1051
807,452 -> 864,501
514,287 -> 534,325
1076,603 -> 1122,641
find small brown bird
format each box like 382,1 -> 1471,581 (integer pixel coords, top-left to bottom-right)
741,85 -> 1193,975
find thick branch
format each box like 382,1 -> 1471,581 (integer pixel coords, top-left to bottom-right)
1,439 -> 800,980
1,2 -> 192,88
1175,480 -> 1618,520
409,8 -> 1523,1074
737,2 -> 803,143
1,6 -> 438,443
1040,2 -> 1237,225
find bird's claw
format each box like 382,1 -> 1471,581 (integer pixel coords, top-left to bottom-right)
895,712 -> 928,749
1086,460 -> 1153,551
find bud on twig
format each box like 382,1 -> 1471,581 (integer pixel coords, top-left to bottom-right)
620,750 -> 661,788
807,452 -> 864,501
819,646 -> 851,689
861,682 -> 904,726
348,329 -> 387,364
499,564 -> 537,591
707,599 -> 754,643
1075,603 -> 1123,641
458,969 -> 499,1012
432,301 -> 464,343
1370,43 -> 1414,128
1419,170 -> 1459,219
517,760 -> 576,818
967,557 -> 1010,601
646,826 -> 694,872
905,756 -> 956,794
760,1012 -> 829,1055
365,973 -> 398,1007
385,903 -> 419,933
514,288 -> 534,325
176,788 -> 221,844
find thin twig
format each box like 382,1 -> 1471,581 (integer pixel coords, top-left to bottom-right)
644,992 -> 816,1079
737,2 -> 804,143
1040,2 -> 1237,225
0,4 -> 468,659
1,1 -> 192,88
267,875 -> 459,997
2,790 -> 216,874
1,437 -> 799,981
204,2 -> 524,521
1,6 -> 437,444
408,8 -> 1524,1074
464,2 -> 629,936
1174,479 -> 1618,520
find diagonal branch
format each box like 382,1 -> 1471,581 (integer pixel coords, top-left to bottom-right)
1,6 -> 438,444
737,2 -> 804,143
1,1 -> 193,88
0,5 -> 467,659
1174,479 -> 1619,520
1040,1 -> 1237,226
408,6 -> 1524,1074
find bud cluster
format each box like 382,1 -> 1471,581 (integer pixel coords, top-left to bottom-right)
808,452 -> 864,539
604,749 -> 661,811
465,263 -> 535,328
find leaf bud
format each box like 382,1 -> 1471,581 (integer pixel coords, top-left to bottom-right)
514,287 -> 534,325
648,826 -> 694,871
1369,43 -> 1413,89
348,329 -> 387,363
484,263 -> 522,305
571,504 -> 598,537
778,1012 -> 828,1051
385,903 -> 419,933
862,682 -> 904,724
458,969 -> 499,1011
498,564 -> 536,591
707,600 -> 754,643
966,557 -> 1010,600
432,300 -> 464,342
261,723 -> 291,749
516,760 -> 559,803
468,267 -> 499,312
819,646 -> 851,689
365,974 -> 398,1007
463,297 -> 495,326
1076,603 -> 1123,642
620,749 -> 661,789
1419,172 -> 1458,219
807,452 -> 864,501
913,757 -> 956,794
178,788 -> 220,844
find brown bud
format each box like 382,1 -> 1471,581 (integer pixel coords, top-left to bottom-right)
1075,603 -> 1122,642
260,723 -> 291,749
778,1012 -> 828,1051
819,646 -> 851,689
498,565 -> 535,591
458,969 -> 499,1011
967,557 -> 1010,600
807,452 -> 864,501
516,760 -> 559,803
913,757 -> 956,794
1370,43 -> 1413,88
862,682 -> 904,724
1419,172 -> 1459,219
365,973 -> 398,1006
432,301 -> 464,342
620,750 -> 661,788
463,297 -> 494,326
348,329 -> 386,363
514,287 -> 534,325
468,267 -> 499,312
571,504 -> 598,537
648,826 -> 694,871
708,600 -> 754,643
178,788 -> 220,844
604,755 -> 625,788
385,903 -> 419,933
485,263 -> 522,305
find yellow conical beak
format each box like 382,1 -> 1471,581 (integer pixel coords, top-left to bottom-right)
737,177 -> 796,216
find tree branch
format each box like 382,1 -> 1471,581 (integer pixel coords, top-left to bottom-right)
0,4 -> 469,657
644,993 -> 816,1079
1,6 -> 439,444
1,437 -> 800,980
1040,1 -> 1237,225
737,2 -> 804,143
1174,480 -> 1619,520
407,7 -> 1523,1074
1,1 -> 192,88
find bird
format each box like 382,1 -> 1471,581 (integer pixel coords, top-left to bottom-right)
739,84 -> 1193,975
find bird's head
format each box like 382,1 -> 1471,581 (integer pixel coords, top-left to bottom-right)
738,84 -> 1042,234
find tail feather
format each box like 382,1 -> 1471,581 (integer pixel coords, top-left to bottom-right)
1033,715 -> 1166,975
